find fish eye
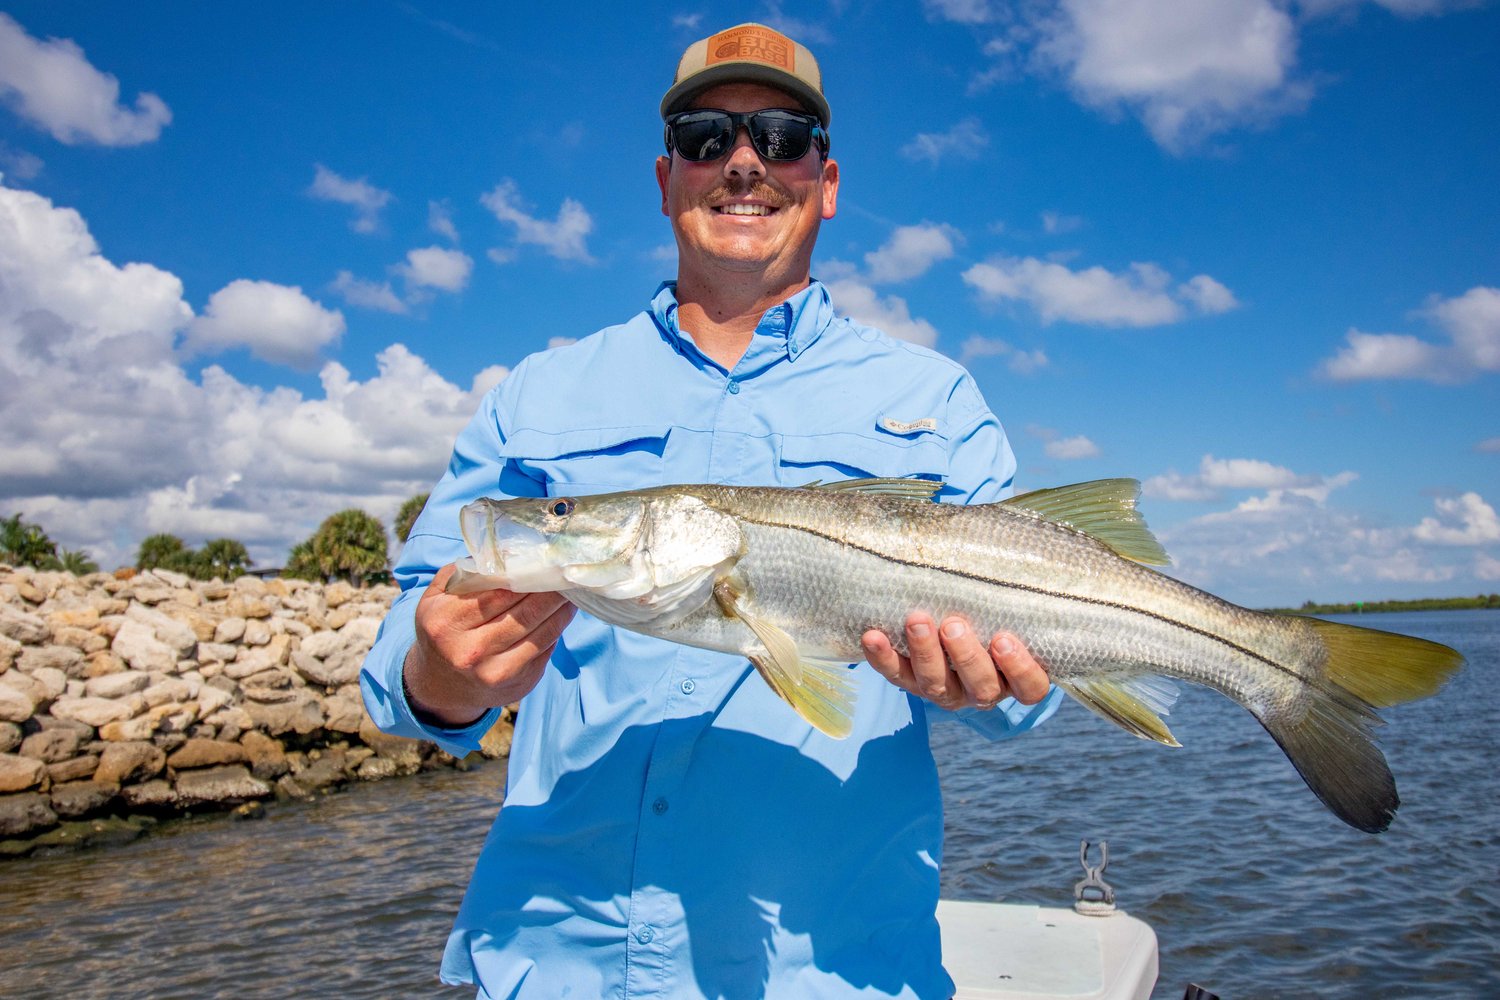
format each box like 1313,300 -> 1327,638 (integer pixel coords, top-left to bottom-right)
549,498 -> 575,518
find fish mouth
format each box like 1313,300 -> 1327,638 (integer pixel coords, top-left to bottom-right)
459,502 -> 550,577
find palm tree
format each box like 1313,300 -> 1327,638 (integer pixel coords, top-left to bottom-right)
311,509 -> 389,585
137,533 -> 192,572
1,513 -> 59,567
196,538 -> 252,580
57,549 -> 100,575
395,492 -> 430,543
283,539 -> 321,582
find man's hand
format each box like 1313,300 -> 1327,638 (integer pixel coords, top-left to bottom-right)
403,563 -> 577,727
861,614 -> 1050,711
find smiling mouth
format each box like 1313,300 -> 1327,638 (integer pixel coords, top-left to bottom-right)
713,203 -> 776,216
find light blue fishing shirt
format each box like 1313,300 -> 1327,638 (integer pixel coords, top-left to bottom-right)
361,280 -> 1062,1000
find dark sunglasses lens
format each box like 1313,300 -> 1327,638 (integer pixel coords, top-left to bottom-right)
671,113 -> 734,161
749,112 -> 812,160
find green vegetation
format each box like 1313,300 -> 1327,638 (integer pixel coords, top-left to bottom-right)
284,508 -> 389,586
1266,594 -> 1500,615
395,492 -> 430,543
136,534 -> 254,581
2,513 -> 98,574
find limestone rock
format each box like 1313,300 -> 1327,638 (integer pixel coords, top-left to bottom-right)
0,721 -> 19,753
120,779 -> 177,809
19,644 -> 85,676
47,606 -> 101,630
242,618 -> 271,646
82,650 -> 127,678
84,670 -> 151,700
0,604 -> 49,644
324,692 -> 366,734
28,665 -> 67,700
0,791 -> 57,836
0,632 -> 20,670
0,752 -> 46,792
0,680 -> 38,723
243,690 -> 323,736
50,626 -> 108,654
240,730 -> 289,780
125,604 -> 198,656
19,727 -> 84,763
196,642 -> 237,663
175,765 -> 271,805
143,677 -> 195,708
167,738 -> 247,770
95,741 -> 166,785
112,619 -> 177,673
50,780 -> 116,818
50,694 -> 143,728
213,617 -> 247,643
47,754 -> 98,783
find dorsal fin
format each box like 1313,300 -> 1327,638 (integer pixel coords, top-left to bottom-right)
802,477 -> 945,501
1001,479 -> 1170,566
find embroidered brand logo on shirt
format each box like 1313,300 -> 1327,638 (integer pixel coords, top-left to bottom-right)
880,417 -> 939,434
707,26 -> 794,71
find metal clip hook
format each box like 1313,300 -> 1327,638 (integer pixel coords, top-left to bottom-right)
1074,839 -> 1116,915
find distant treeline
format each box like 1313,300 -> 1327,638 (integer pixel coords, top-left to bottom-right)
1266,594 -> 1500,615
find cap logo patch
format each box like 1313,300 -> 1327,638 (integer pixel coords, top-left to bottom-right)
706,25 -> 794,71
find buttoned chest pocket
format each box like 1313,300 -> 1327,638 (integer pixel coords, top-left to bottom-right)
500,425 -> 671,496
776,430 -> 948,487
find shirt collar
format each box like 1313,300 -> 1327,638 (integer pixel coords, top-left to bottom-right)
649,279 -> 834,369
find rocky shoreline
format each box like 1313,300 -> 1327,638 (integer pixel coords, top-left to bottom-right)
0,565 -> 510,857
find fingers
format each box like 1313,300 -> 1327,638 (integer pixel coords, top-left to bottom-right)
940,618 -> 1005,709
861,629 -> 915,691
906,614 -> 963,709
989,632 -> 1051,705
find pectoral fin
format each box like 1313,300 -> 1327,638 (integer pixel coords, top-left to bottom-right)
1058,675 -> 1181,747
713,578 -> 856,739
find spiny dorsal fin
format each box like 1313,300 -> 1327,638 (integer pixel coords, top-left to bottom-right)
802,477 -> 945,501
1058,675 -> 1182,747
1001,479 -> 1170,566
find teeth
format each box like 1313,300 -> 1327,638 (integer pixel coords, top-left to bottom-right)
720,204 -> 771,216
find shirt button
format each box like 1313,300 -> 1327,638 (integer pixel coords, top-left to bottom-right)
680,679 -> 696,694
727,379 -> 740,394
636,925 -> 655,944
652,797 -> 669,815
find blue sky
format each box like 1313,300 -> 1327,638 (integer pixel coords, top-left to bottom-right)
0,1 -> 1495,607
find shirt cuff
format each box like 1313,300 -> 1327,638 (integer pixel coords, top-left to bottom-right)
358,591 -> 503,759
927,685 -> 1064,741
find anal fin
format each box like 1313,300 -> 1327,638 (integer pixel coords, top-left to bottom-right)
1058,675 -> 1181,747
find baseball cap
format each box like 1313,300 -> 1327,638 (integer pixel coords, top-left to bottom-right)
661,22 -> 831,126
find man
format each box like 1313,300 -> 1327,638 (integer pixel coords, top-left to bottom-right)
362,22 -> 1062,999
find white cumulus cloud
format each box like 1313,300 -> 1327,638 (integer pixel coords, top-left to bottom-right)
0,178 -> 507,570
863,223 -> 961,284
1319,286 -> 1500,382
963,256 -> 1238,326
186,279 -> 345,369
331,270 -> 407,314
1028,425 -> 1102,460
824,276 -> 939,348
1145,455 -> 1355,503
0,13 -> 171,146
397,245 -> 474,292
308,164 -> 393,234
482,179 -> 595,263
958,336 -> 1049,373
900,118 -> 990,165
1413,492 -> 1500,546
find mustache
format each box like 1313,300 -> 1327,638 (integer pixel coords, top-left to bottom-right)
702,180 -> 788,207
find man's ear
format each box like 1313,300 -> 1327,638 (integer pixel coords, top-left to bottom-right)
655,155 -> 671,216
819,157 -> 839,221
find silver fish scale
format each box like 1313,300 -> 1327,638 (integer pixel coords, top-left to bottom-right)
645,486 -> 1329,718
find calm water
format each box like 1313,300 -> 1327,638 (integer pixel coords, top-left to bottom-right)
2,610 -> 1496,999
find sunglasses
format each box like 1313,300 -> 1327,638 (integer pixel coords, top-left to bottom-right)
664,108 -> 829,163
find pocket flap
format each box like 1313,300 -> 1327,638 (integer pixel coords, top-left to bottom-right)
499,424 -> 672,461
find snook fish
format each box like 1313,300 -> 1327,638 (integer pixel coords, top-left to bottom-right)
449,478 -> 1462,833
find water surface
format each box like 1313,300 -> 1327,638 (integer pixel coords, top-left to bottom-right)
2,610 -> 1495,998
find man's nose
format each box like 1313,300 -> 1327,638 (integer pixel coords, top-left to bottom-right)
721,127 -> 765,181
